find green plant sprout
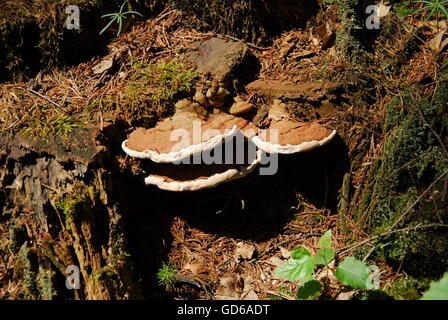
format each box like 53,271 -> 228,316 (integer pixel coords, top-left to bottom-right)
99,2 -> 143,37
274,229 -> 379,300
156,262 -> 178,288
413,0 -> 448,20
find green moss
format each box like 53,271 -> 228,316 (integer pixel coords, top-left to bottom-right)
20,112 -> 86,139
360,80 -> 448,279
156,261 -> 178,287
55,181 -> 95,230
334,0 -> 369,67
8,224 -> 26,254
386,276 -> 430,300
121,59 -> 198,126
18,242 -> 38,299
392,1 -> 416,17
42,241 -> 67,276
108,218 -> 132,268
92,267 -> 124,297
36,267 -> 57,300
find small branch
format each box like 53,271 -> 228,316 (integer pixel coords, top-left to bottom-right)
16,86 -> 68,113
390,171 -> 447,230
415,100 -> 448,156
338,223 -> 448,255
264,289 -> 296,301
217,34 -> 268,51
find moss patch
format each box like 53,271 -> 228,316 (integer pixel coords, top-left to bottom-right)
360,78 -> 448,280
121,59 -> 198,126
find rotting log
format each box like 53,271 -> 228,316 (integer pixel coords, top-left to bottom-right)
0,126 -> 153,299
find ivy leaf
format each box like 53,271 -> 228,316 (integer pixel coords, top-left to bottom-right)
274,255 -> 316,282
421,272 -> 448,300
335,257 -> 374,289
291,246 -> 311,260
318,229 -> 332,248
315,247 -> 335,265
296,279 -> 322,300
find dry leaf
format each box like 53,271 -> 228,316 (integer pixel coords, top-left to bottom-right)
215,274 -> 259,300
280,247 -> 291,259
183,263 -> 206,275
267,256 -> 284,267
429,28 -> 448,52
336,290 -> 356,300
234,242 -> 255,260
376,0 -> 391,18
92,58 -> 114,74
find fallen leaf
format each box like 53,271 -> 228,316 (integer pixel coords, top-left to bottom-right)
92,58 -> 114,74
234,242 -> 255,260
215,274 -> 259,300
280,246 -> 291,259
183,263 -> 206,275
267,256 -> 284,267
428,28 -> 448,52
336,290 -> 356,300
376,0 -> 391,18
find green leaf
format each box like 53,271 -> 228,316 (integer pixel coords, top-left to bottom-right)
124,10 -> 144,17
101,13 -> 118,18
318,229 -> 332,248
315,247 -> 335,265
274,255 -> 316,282
296,279 -> 322,300
421,272 -> 448,300
291,246 -> 311,260
335,257 -> 374,289
99,17 -> 117,35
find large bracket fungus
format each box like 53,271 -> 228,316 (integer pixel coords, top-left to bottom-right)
122,38 -> 337,191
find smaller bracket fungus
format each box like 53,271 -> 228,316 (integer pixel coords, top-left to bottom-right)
249,100 -> 337,154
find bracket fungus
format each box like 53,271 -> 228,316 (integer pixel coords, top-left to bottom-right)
143,136 -> 262,192
122,97 -> 336,191
121,37 -> 338,191
122,99 -> 256,163
250,100 -> 337,154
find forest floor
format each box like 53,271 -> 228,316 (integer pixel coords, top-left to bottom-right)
1,4 -> 447,300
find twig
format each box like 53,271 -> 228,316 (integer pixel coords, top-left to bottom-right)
390,171 -> 447,230
264,289 -> 296,300
338,223 -> 448,255
217,34 -> 268,51
414,98 -> 448,156
16,86 -> 67,113
7,104 -> 39,129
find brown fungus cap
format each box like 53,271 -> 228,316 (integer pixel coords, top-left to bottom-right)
143,132 -> 261,191
122,99 -> 256,163
250,100 -> 336,154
